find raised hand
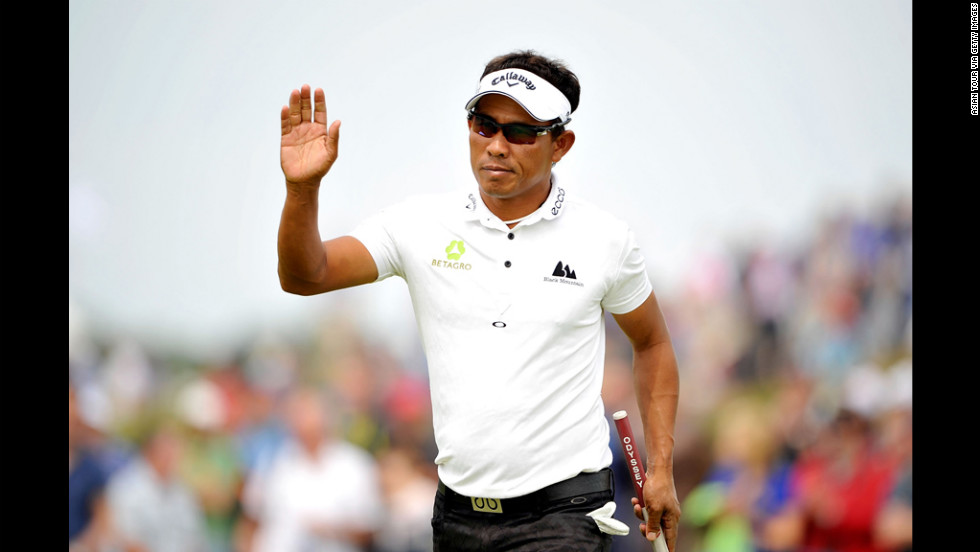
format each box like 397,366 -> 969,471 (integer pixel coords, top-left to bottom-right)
280,84 -> 341,186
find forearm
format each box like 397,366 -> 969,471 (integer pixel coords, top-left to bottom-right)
277,182 -> 329,293
632,340 -> 679,477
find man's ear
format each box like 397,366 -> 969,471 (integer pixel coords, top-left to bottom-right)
551,130 -> 575,163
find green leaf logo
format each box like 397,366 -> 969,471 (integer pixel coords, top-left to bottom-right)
445,240 -> 466,261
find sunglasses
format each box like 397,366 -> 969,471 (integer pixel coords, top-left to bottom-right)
467,111 -> 565,145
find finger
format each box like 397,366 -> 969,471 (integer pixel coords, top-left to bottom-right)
313,88 -> 327,125
326,120 -> 341,157
288,88 -> 302,128
664,524 -> 677,552
662,512 -> 679,551
646,507 -> 664,540
280,105 -> 291,136
300,84 -> 313,122
327,120 -> 341,144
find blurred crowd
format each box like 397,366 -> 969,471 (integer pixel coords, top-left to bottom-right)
69,191 -> 911,552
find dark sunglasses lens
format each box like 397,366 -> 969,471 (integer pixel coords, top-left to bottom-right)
502,125 -> 538,145
472,115 -> 499,138
470,113 -> 540,145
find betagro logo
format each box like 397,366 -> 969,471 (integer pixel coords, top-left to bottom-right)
431,240 -> 472,271
446,240 -> 465,260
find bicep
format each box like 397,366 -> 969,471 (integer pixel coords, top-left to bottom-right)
323,236 -> 380,289
281,236 -> 379,295
611,290 -> 672,353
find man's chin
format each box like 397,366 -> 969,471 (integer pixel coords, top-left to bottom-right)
477,179 -> 517,200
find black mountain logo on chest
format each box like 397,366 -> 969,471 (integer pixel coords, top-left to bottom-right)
552,261 -> 577,279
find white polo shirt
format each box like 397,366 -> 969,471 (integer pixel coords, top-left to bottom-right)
350,179 -> 653,498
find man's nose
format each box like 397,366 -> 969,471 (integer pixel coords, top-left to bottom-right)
486,130 -> 510,157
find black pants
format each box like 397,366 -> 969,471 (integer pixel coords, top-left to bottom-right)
431,472 -> 614,552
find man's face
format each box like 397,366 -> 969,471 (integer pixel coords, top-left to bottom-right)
468,94 -> 574,210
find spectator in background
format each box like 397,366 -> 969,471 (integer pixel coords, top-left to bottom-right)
241,385 -> 383,552
373,445 -> 438,552
104,419 -> 208,552
175,376 -> 244,552
331,352 -> 390,456
786,406 -> 898,552
873,358 -> 912,552
72,372 -> 135,477
70,382 -> 112,550
873,466 -> 911,552
680,394 -> 796,552
234,383 -> 288,480
380,371 -> 438,472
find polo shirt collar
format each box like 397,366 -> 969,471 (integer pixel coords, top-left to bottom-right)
461,174 -> 568,230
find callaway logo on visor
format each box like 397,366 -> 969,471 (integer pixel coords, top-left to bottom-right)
491,71 -> 537,90
465,68 -> 572,124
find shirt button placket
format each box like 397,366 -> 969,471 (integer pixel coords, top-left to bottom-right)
494,230 -> 518,324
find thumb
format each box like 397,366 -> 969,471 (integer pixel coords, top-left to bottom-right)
324,120 -> 342,166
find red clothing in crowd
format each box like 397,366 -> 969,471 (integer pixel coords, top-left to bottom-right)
790,444 -> 898,552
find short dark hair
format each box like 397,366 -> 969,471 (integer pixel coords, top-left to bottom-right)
480,50 -> 581,115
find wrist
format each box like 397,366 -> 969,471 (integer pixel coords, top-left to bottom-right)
285,180 -> 322,202
646,461 -> 674,480
286,176 -> 322,189
645,437 -> 675,477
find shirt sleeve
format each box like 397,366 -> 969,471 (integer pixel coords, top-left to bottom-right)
348,206 -> 406,282
600,226 -> 653,314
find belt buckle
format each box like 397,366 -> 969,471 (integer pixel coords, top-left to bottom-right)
470,496 -> 503,514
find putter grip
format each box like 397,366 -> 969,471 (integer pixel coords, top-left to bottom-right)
613,410 -> 669,552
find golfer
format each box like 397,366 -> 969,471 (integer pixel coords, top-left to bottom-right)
276,50 -> 681,552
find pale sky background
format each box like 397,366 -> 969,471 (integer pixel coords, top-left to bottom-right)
69,0 -> 913,363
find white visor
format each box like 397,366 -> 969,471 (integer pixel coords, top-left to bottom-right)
464,68 -> 572,124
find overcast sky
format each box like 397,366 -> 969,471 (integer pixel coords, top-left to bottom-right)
69,0 -> 912,362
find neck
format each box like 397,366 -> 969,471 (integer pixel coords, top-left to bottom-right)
300,438 -> 324,459
148,457 -> 172,482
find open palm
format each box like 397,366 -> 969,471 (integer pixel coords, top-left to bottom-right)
280,85 -> 341,185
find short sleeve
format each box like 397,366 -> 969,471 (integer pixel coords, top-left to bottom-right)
600,226 -> 653,314
348,207 -> 405,282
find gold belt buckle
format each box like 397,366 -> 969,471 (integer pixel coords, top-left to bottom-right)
470,496 -> 503,513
